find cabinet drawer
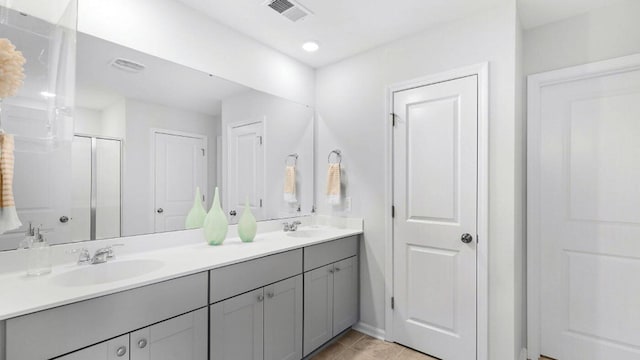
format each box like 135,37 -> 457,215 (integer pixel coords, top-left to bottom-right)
6,272 -> 208,360
209,249 -> 302,303
304,236 -> 358,272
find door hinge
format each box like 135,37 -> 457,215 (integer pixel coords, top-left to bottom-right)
202,195 -> 205,202
257,136 -> 263,145
391,297 -> 395,310
259,199 -> 263,207
390,113 -> 397,127
201,148 -> 205,156
391,205 -> 395,218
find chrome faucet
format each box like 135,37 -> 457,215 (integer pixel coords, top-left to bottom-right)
69,244 -> 124,265
283,221 -> 302,232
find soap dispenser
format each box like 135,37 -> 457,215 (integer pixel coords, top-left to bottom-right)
27,226 -> 51,276
18,222 -> 35,250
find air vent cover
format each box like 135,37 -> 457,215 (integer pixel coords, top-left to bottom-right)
264,0 -> 312,22
110,58 -> 146,73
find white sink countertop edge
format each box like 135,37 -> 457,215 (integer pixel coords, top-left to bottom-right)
0,225 -> 362,320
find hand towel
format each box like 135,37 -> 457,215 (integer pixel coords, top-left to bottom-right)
0,134 -> 21,234
326,163 -> 341,205
284,165 -> 297,203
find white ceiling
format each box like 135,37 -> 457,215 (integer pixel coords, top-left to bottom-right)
176,0 -> 506,68
76,33 -> 249,115
518,0 -> 631,29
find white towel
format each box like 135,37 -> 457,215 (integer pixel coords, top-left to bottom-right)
326,163 -> 341,205
284,165 -> 297,203
0,134 -> 21,234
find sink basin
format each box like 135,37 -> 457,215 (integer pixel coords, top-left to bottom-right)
286,229 -> 329,238
54,259 -> 164,287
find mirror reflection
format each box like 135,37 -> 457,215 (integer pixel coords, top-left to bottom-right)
0,20 -> 314,250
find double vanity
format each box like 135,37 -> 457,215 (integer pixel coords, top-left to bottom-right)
0,217 -> 362,360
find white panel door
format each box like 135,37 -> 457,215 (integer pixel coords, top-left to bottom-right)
332,256 -> 359,335
227,122 -> 265,224
154,132 -> 206,232
210,289 -> 264,360
56,334 -> 130,360
0,105 -> 72,249
535,63 -> 640,360
130,308 -> 207,360
264,275 -> 303,360
392,75 -> 478,360
303,265 -> 334,356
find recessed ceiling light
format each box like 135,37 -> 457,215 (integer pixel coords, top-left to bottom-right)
40,91 -> 56,98
302,41 -> 319,52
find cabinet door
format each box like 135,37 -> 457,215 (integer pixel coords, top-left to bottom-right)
55,335 -> 129,360
332,256 -> 359,335
303,265 -> 334,357
264,275 -> 303,360
210,289 -> 264,360
130,308 -> 207,360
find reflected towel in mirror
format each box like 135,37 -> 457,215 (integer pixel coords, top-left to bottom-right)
284,165 -> 297,203
326,163 -> 341,205
0,134 -> 21,234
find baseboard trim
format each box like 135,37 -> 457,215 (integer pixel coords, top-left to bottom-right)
353,322 -> 386,340
520,347 -> 528,360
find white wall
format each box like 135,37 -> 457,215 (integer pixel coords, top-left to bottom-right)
77,0 -> 315,106
122,99 -> 220,236
315,2 -> 520,359
222,90 -> 315,220
524,0 -> 640,76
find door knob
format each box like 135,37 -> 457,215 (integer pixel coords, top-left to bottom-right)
137,338 -> 148,349
116,346 -> 127,357
461,233 -> 473,244
156,208 -> 164,214
59,216 -> 69,223
229,210 -> 237,216
257,294 -> 264,302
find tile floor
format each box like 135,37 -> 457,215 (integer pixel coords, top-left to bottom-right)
311,330 -> 438,360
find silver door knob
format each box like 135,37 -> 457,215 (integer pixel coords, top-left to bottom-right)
116,346 -> 127,357
229,210 -> 237,216
461,233 -> 473,244
257,294 -> 264,302
137,339 -> 147,349
334,266 -> 341,272
156,208 -> 164,214
267,292 -> 274,298
59,216 -> 69,223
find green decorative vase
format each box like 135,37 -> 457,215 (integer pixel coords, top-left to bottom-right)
237,198 -> 257,243
185,187 -> 206,229
203,187 -> 228,245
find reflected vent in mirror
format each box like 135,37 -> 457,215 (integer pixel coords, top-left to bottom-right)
264,0 -> 312,22
110,58 -> 146,73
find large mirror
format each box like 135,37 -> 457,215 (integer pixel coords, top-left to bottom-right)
0,10 -> 315,250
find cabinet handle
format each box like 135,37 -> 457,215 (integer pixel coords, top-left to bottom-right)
138,339 -> 148,349
257,294 -> 264,302
116,346 -> 127,357
267,292 -> 274,298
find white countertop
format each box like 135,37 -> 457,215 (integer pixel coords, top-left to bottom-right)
0,225 -> 362,320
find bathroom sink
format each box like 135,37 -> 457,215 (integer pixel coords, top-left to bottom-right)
286,229 -> 330,238
53,259 -> 164,287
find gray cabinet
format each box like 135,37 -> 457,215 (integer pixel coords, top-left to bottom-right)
303,256 -> 358,357
55,309 -> 207,360
210,275 -> 303,360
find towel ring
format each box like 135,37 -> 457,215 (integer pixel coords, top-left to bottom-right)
328,149 -> 342,164
285,153 -> 298,166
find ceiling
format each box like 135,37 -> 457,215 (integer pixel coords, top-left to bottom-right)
76,33 -> 249,115
176,0 -> 505,68
518,0 -> 631,29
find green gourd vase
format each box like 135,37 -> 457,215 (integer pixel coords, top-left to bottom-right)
203,187 -> 228,245
185,187 -> 206,229
237,198 -> 257,242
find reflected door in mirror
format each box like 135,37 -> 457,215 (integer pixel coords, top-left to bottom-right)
154,132 -> 206,232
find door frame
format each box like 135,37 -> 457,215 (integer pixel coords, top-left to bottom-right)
526,53 -> 640,360
384,62 -> 489,360
150,128 -> 208,231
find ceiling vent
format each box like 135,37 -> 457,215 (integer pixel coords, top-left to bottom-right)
109,58 -> 146,73
264,0 -> 312,22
